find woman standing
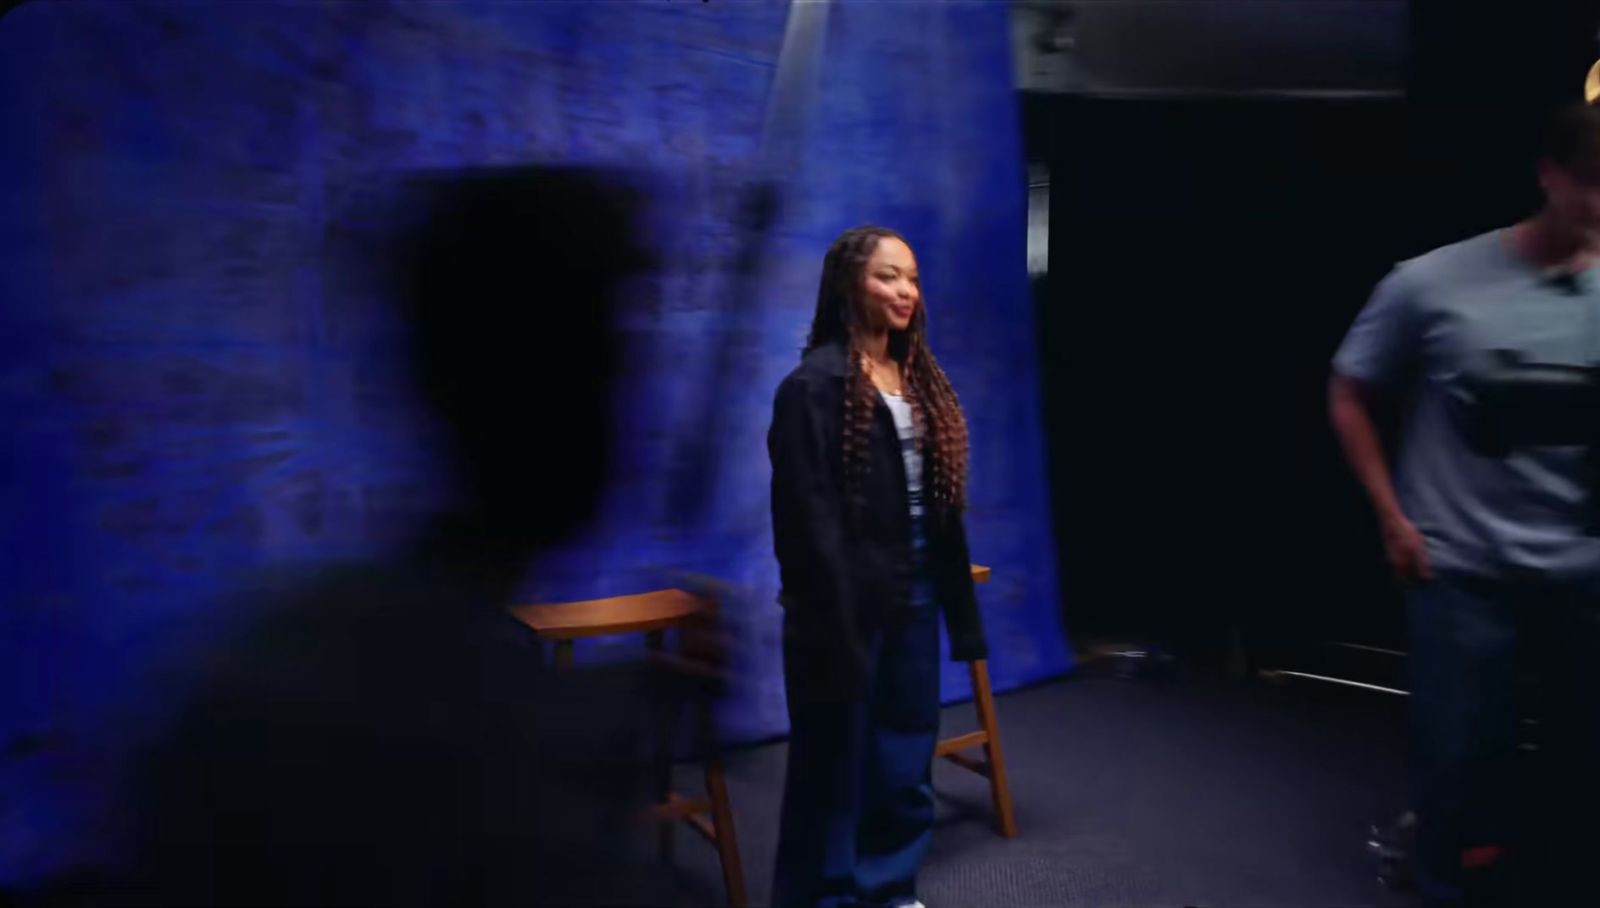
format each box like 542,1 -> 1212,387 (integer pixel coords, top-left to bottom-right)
768,226 -> 988,908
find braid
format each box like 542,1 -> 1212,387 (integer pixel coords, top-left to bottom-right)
803,228 -> 883,357
804,225 -> 970,518
841,339 -> 876,520
806,228 -> 889,520
906,331 -> 969,511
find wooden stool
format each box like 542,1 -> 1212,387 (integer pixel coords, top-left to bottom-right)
508,589 -> 748,907
932,564 -> 1019,837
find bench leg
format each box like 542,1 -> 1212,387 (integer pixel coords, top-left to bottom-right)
969,659 -> 1019,838
699,705 -> 747,907
647,630 -> 676,863
703,754 -> 746,906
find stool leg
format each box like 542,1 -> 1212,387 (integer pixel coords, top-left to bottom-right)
970,659 -> 1018,838
700,706 -> 746,907
647,630 -> 675,863
554,640 -> 575,671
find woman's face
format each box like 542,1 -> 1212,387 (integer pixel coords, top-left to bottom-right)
859,236 -> 920,333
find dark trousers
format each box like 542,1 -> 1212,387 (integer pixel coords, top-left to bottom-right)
1407,572 -> 1600,906
772,603 -> 941,908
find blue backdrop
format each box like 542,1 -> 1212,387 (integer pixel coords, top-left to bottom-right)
0,0 -> 1070,883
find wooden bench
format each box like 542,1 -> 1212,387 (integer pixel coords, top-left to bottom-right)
508,589 -> 747,906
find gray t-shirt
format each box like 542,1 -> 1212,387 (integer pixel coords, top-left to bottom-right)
1333,228 -> 1600,583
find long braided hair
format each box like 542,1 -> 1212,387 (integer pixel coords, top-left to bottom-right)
802,225 -> 970,517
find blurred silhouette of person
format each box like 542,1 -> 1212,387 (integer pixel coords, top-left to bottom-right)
768,226 -> 987,908
1330,103 -> 1600,907
32,167 -> 705,907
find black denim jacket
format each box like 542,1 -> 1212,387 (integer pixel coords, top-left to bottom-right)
768,341 -> 988,695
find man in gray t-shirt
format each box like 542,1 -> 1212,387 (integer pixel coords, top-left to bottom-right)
1334,228 -> 1600,583
1331,104 -> 1600,907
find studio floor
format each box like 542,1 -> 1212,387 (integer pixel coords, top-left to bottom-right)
665,672 -> 1413,908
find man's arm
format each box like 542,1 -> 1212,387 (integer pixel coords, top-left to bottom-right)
1328,372 -> 1431,581
1328,374 -> 1405,525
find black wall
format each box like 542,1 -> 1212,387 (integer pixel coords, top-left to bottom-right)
1030,1 -> 1600,670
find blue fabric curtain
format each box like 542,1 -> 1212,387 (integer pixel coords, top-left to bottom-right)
0,0 -> 1070,883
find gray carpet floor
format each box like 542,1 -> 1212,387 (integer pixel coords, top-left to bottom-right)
663,675 -> 1414,908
